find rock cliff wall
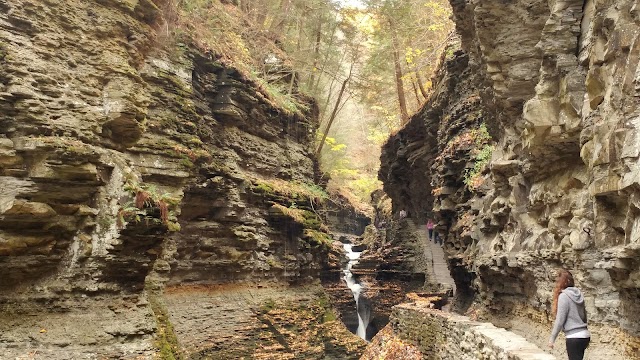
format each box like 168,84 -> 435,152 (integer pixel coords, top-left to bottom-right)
379,0 -> 640,358
0,0 -> 359,358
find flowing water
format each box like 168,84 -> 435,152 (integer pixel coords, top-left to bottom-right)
342,243 -> 370,340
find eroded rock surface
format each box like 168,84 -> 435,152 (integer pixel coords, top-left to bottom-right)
379,0 -> 640,358
0,0 -> 359,357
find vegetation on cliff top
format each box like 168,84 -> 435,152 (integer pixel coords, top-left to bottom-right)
160,0 -> 454,211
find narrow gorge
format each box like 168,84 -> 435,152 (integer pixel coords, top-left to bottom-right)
1,0 -> 639,359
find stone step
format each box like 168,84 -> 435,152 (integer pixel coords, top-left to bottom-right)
406,220 -> 456,292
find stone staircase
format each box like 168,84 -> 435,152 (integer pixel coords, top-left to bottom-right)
406,219 -> 456,294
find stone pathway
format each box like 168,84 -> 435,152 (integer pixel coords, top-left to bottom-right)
407,220 -> 456,294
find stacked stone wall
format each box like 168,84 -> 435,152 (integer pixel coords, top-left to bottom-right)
390,303 -> 554,360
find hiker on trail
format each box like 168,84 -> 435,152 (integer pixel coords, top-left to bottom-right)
399,209 -> 407,219
426,219 -> 434,241
548,269 -> 590,360
434,232 -> 443,245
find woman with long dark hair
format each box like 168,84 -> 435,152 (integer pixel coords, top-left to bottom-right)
548,269 -> 591,360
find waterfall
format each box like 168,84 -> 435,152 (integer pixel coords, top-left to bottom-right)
342,243 -> 370,340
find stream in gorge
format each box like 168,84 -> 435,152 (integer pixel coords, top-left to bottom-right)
342,243 -> 371,341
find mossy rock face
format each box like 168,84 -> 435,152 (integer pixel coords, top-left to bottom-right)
303,229 -> 332,249
149,297 -> 183,360
253,182 -> 275,195
301,210 -> 322,230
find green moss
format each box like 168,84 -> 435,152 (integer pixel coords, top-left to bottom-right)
202,159 -> 234,177
149,297 -> 184,360
253,182 -> 275,195
464,144 -> 494,190
322,310 -> 337,323
463,123 -> 494,191
303,229 -> 332,248
96,214 -> 114,230
260,298 -> 276,314
252,179 -> 328,205
253,75 -> 310,116
317,295 -> 337,323
302,210 -> 322,230
167,221 -> 181,232
180,157 -> 195,168
187,136 -> 203,146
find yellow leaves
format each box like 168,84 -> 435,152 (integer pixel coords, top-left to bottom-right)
323,137 -> 348,152
367,128 -> 388,146
332,168 -> 358,177
323,136 -> 337,145
370,105 -> 401,130
424,0 -> 452,17
404,47 -> 425,67
341,8 -> 376,36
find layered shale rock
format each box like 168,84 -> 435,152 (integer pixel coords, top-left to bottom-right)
0,0 -> 360,358
379,0 -> 640,358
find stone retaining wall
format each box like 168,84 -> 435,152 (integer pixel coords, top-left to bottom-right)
391,303 -> 555,360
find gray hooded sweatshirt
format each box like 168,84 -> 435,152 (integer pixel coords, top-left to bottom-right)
550,287 -> 589,343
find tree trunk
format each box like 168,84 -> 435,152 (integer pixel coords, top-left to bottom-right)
288,72 -> 296,95
416,70 -> 428,98
321,76 -> 337,117
313,13 -> 339,93
390,25 -> 409,124
316,63 -> 354,156
269,0 -> 293,34
412,76 -> 420,104
308,20 -> 322,91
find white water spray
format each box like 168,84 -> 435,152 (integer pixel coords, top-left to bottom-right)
342,243 -> 370,340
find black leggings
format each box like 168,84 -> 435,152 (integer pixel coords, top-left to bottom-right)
566,337 -> 590,360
